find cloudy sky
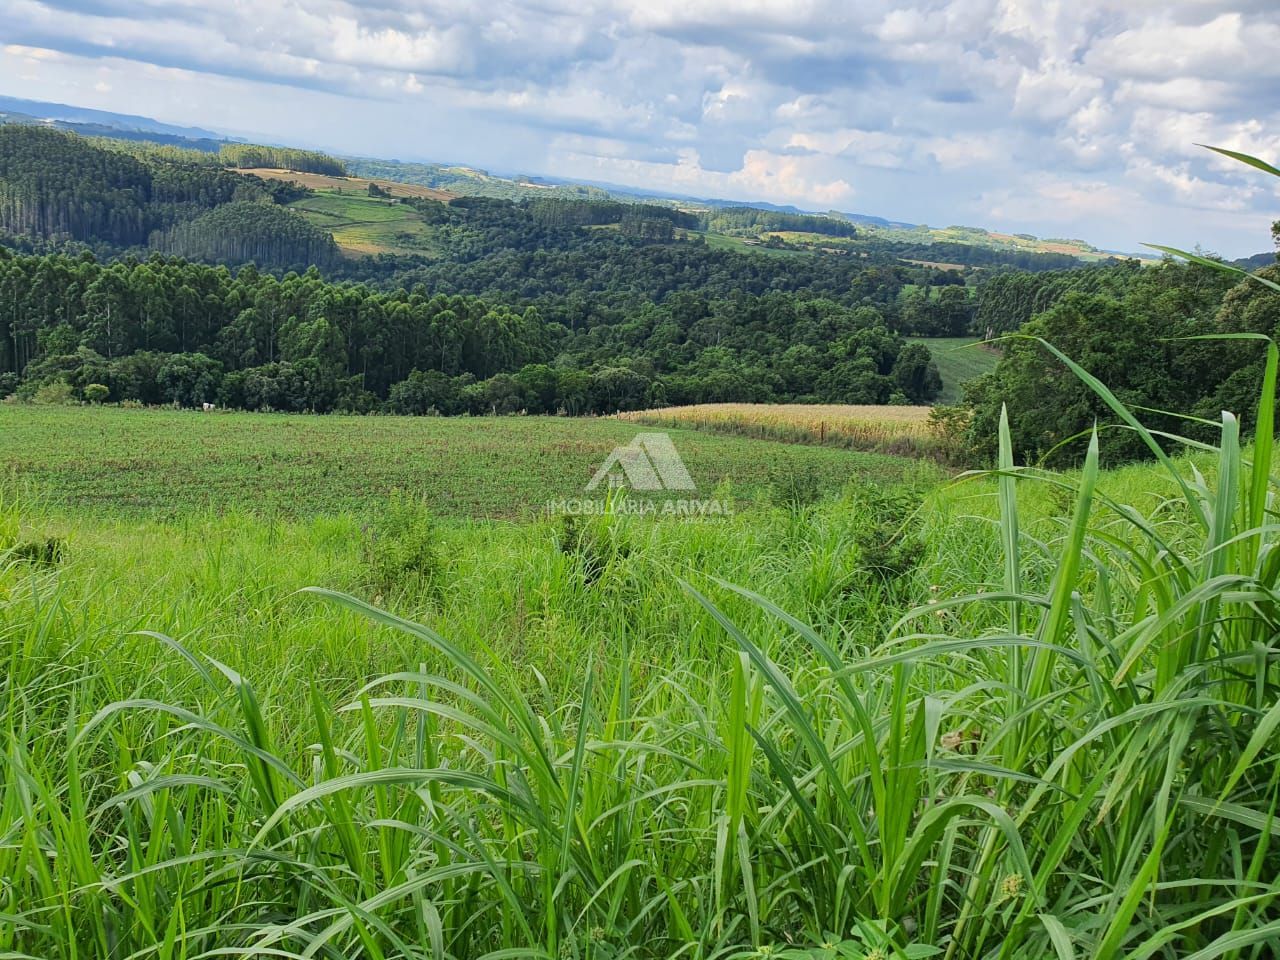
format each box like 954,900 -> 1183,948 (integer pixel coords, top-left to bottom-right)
2,0 -> 1278,256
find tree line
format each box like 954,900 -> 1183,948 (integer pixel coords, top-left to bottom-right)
0,126 -> 330,268
0,251 -> 941,414
973,259 -> 1147,336
151,202 -> 338,272
700,206 -> 858,238
960,254 -> 1280,465
218,144 -> 347,175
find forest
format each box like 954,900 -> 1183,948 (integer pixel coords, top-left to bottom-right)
0,126 -> 971,412
0,126 -> 321,264
962,254 -> 1280,464
0,252 -> 938,413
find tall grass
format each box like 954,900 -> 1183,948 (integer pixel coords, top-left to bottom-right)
4,339 -> 1279,957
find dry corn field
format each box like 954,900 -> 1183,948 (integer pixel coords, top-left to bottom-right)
619,403 -> 941,458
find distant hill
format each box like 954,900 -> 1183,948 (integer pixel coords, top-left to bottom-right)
841,212 -> 921,230
0,95 -> 222,141
0,95 -> 1129,262
1232,251 -> 1277,271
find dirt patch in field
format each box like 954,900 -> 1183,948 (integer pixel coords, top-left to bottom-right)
235,168 -> 456,202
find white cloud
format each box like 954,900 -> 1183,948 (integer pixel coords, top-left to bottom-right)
924,133 -> 1001,170
0,0 -> 1276,254
1013,60 -> 1104,122
1087,13 -> 1280,82
784,128 -> 905,167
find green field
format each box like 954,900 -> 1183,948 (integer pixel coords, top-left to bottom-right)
689,228 -> 809,257
911,336 -> 1001,402
0,405 -> 929,518
3,400 -> 1279,958
290,191 -> 440,257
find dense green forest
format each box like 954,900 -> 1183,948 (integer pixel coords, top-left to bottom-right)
0,127 -> 975,319
974,259 -> 1148,335
0,127 -> 962,412
151,201 -> 338,271
0,125 -> 154,245
524,198 -> 698,231
0,127 -> 321,265
963,256 -> 1280,463
357,195 -> 990,333
0,252 -> 936,412
217,143 -> 346,175
699,205 -> 858,237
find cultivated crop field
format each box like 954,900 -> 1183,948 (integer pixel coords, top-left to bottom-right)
620,402 -> 938,456
0,405 -> 927,517
238,167 -> 455,201
3,372 -> 1280,958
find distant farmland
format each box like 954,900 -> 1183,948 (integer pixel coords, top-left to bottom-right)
229,167 -> 458,257
237,167 -> 455,201
289,191 -> 440,257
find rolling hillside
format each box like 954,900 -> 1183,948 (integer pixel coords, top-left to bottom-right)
909,336 -> 1001,402
288,191 -> 439,257
237,167 -> 453,201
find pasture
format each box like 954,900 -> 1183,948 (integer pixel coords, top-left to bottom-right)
910,336 -> 1001,402
289,191 -> 441,257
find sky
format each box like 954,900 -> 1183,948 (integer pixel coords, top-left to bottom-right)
1,0 -> 1278,257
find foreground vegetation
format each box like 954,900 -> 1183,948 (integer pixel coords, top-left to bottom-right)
4,352 -> 1280,956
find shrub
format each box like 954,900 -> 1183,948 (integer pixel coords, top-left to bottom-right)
83,383 -> 109,404
0,510 -> 65,566
767,460 -> 823,511
362,491 -> 441,599
557,510 -> 631,587
926,403 -> 972,464
850,481 -> 924,585
32,380 -> 75,405
4,536 -> 65,565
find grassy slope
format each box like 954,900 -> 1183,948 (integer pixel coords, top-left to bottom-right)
0,405 -> 933,519
910,336 -> 1001,402
688,229 -> 809,257
289,190 -> 439,257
